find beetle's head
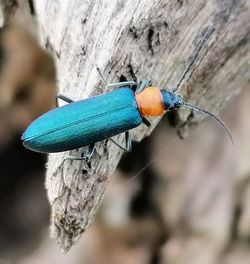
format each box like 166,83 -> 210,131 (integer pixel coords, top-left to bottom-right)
160,89 -> 184,110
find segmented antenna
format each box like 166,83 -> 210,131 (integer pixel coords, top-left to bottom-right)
183,101 -> 234,144
173,25 -> 214,93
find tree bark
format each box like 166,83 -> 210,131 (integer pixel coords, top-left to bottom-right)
34,0 -> 250,251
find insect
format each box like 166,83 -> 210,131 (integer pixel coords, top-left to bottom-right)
21,25 -> 234,157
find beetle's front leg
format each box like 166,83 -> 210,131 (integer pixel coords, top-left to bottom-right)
109,131 -> 132,152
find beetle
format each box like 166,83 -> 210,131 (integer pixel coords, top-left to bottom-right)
22,76 -> 233,156
21,25 -> 234,157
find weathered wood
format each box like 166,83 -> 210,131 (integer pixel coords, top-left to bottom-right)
35,0 -> 250,251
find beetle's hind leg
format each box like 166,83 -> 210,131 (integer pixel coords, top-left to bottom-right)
82,143 -> 96,160
65,131 -> 132,162
109,131 -> 132,152
57,94 -> 74,103
66,143 -> 96,161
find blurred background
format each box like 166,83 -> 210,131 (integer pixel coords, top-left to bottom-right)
0,1 -> 250,264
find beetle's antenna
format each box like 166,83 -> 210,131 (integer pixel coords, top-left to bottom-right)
182,101 -> 234,144
173,25 -> 214,93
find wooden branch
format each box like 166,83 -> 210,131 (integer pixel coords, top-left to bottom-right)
35,0 -> 250,251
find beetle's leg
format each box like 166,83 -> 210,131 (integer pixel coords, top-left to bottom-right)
125,131 -> 132,152
142,117 -> 151,127
109,131 -> 132,152
124,131 -> 132,152
106,81 -> 137,89
107,79 -> 152,91
82,143 -> 96,160
57,94 -> 74,103
96,66 -> 108,85
65,143 -> 96,161
96,66 -> 137,89
65,131 -> 132,161
136,80 -> 152,93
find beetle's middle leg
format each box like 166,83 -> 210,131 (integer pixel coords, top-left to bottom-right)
109,131 -> 132,152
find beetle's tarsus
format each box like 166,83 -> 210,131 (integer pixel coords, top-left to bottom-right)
82,143 -> 96,160
65,143 -> 96,161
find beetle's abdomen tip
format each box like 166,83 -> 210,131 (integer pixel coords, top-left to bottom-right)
21,128 -> 28,145
21,131 -> 33,149
21,132 -> 25,141
21,125 -> 41,152
21,125 -> 32,142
